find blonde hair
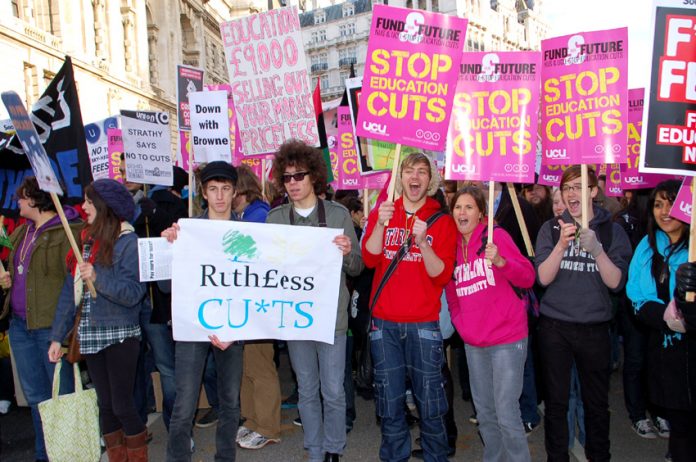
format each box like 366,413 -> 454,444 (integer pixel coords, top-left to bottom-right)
394,152 -> 441,197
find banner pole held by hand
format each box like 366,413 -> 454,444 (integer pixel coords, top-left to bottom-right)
363,187 -> 369,217
50,193 -> 97,298
188,166 -> 194,218
581,164 -> 589,230
384,144 -> 402,226
687,183 -> 696,301
487,181 -> 495,246
0,216 -> 7,276
507,183 -> 534,257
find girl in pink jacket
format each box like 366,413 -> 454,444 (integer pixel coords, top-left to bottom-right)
446,185 -> 535,462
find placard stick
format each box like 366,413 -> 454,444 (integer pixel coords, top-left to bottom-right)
188,166 -> 194,218
688,184 -> 696,302
581,165 -> 589,229
0,216 -> 7,276
487,181 -> 495,245
363,187 -> 369,217
261,159 -> 267,203
384,144 -> 402,226
50,193 -> 97,298
507,183 -> 534,257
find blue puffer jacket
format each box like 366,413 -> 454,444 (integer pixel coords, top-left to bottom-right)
51,232 -> 147,343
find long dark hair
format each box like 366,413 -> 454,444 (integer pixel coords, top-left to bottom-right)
646,180 -> 689,278
84,184 -> 121,266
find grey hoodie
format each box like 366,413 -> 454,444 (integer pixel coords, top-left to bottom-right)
534,206 -> 632,323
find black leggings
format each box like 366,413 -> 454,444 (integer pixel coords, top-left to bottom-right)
663,408 -> 696,462
85,337 -> 144,436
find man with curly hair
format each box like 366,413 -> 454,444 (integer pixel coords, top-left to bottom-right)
266,140 -> 363,462
362,152 -> 458,461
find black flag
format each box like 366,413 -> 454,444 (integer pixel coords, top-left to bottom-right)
0,56 -> 92,216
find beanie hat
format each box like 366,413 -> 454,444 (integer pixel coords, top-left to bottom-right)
200,161 -> 238,185
91,179 -> 136,222
172,166 -> 188,194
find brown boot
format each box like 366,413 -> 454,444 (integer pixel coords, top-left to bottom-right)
125,430 -> 149,462
103,429 -> 127,462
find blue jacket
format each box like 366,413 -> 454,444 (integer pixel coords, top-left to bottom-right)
238,199 -> 270,224
51,232 -> 147,343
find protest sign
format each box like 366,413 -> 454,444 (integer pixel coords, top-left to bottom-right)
1,92 -> 63,194
445,51 -> 540,182
177,131 -> 195,172
171,219 -> 342,343
356,5 -> 467,150
541,28 -> 628,165
671,176 -> 692,222
121,111 -> 173,186
0,58 -> 92,215
337,107 -> 390,190
85,116 -> 119,180
640,2 -> 696,175
605,163 -> 623,197
189,91 -> 232,163
176,65 -> 205,131
220,6 -> 318,156
138,237 -> 172,282
107,128 -> 123,182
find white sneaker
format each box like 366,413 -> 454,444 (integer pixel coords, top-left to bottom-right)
655,417 -> 670,438
238,430 -> 280,450
236,425 -> 253,443
0,400 -> 11,414
632,418 -> 657,439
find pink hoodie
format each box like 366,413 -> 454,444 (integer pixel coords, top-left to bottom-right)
446,223 -> 535,347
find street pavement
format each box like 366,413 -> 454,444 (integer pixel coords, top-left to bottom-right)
1,350 -> 671,461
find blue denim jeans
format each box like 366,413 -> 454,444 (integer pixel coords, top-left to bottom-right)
519,336 -> 540,425
288,335 -> 347,462
466,338 -> 531,462
167,341 -> 242,462
142,321 -> 176,429
9,317 -> 74,461
371,318 -> 448,462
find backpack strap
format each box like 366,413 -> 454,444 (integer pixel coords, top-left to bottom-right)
289,199 -> 327,227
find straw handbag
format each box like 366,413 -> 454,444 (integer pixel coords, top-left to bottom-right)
38,361 -> 100,462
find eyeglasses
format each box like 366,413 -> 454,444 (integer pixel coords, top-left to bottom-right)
282,171 -> 309,183
561,184 -> 594,193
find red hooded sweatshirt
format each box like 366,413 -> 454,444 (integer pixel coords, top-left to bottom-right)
362,197 -> 457,323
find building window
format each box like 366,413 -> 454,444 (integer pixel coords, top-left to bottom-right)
340,71 -> 349,87
339,23 -> 355,36
314,12 -> 326,24
343,4 -> 354,17
320,74 -> 329,90
34,0 -> 56,35
11,0 -> 19,17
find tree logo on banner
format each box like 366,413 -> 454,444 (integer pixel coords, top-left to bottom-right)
223,229 -> 258,263
564,35 -> 587,66
477,53 -> 501,83
400,12 -> 425,44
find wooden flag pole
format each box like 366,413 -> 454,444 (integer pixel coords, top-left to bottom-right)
581,164 -> 589,229
487,181 -> 495,245
50,193 -> 97,298
384,144 -> 402,226
506,183 -> 534,257
688,183 -> 696,302
261,159 -> 267,203
363,187 -> 369,217
188,165 -> 194,218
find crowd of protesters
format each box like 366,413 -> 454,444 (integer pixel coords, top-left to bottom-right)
0,139 -> 694,462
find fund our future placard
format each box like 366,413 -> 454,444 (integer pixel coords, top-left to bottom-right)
640,1 -> 696,176
121,111 -> 173,186
445,51 -> 540,182
189,90 -> 232,163
541,28 -> 629,165
220,6 -> 318,156
356,5 -> 467,151
171,219 -> 342,343
85,116 -> 119,180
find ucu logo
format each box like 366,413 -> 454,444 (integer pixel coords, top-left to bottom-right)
545,149 -> 568,159
679,201 -> 692,216
608,186 -> 622,194
362,121 -> 387,135
504,163 -> 529,173
624,176 -> 644,184
542,174 -> 560,182
451,164 -> 476,174
344,178 -> 359,186
564,35 -> 587,66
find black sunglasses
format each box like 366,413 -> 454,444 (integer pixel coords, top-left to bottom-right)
282,171 -> 309,183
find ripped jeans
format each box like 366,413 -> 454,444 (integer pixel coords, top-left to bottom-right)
371,318 -> 449,462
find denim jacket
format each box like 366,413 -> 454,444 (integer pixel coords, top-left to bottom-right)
51,232 -> 147,343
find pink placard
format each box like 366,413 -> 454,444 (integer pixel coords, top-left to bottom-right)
670,177 -> 692,223
540,28 -> 628,165
107,128 -> 123,183
337,107 -> 389,190
537,163 -> 605,188
445,51 -> 540,182
355,5 -> 467,150
605,164 -> 622,197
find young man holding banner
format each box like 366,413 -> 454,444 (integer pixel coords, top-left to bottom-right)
266,140 -> 362,462
535,166 -> 632,462
163,161 -> 244,462
363,152 -> 457,461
